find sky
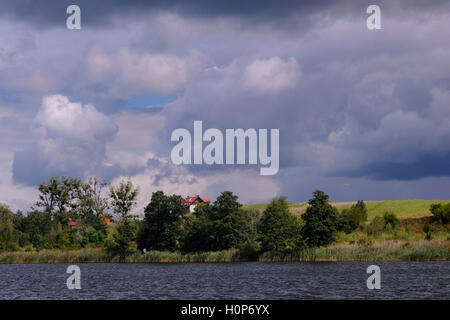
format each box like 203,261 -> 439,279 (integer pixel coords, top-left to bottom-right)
1,0 -> 450,212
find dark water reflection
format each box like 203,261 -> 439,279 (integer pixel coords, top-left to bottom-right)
0,262 -> 448,300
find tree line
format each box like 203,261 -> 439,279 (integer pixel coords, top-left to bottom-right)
0,176 -> 372,258
2,176 -> 448,259
0,176 -> 139,252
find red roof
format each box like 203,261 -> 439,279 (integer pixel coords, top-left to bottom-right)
67,221 -> 78,227
182,195 -> 210,205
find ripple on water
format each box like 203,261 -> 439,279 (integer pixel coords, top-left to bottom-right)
0,262 -> 448,300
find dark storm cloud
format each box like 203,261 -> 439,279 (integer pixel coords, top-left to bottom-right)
13,145 -> 81,186
157,2 -> 450,183
13,145 -> 145,187
0,0 -> 330,28
0,0 -> 330,22
3,0 -> 449,28
2,0 -> 450,207
344,152 -> 450,180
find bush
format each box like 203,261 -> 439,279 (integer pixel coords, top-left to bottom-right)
367,216 -> 385,236
338,201 -> 368,234
383,212 -> 400,229
357,235 -> 373,247
430,203 -> 450,224
337,210 -> 353,234
423,223 -> 432,240
334,231 -> 352,244
75,225 -> 105,247
24,245 -> 34,252
238,240 -> 260,261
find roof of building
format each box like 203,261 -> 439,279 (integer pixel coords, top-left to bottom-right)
182,195 -> 210,205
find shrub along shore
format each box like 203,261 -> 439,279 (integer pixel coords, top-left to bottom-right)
1,240 -> 448,264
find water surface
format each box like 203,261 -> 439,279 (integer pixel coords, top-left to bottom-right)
0,262 -> 448,299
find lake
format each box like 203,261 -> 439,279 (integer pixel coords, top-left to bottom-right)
0,262 -> 448,299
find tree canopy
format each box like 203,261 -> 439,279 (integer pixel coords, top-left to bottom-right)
258,197 -> 303,252
137,191 -> 186,251
301,190 -> 339,247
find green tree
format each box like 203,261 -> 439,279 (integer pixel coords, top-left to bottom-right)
238,208 -> 263,260
34,176 -> 82,224
183,191 -> 251,251
0,204 -> 21,251
423,223 -> 432,240
366,216 -> 385,236
182,202 -> 214,251
18,210 -> 52,249
247,208 -> 261,245
138,191 -> 186,251
209,191 -> 250,250
355,200 -> 368,221
51,223 -> 71,249
109,180 -> 139,219
338,200 -> 368,233
77,177 -> 109,233
258,197 -> 303,252
301,190 -> 339,247
105,219 -> 137,260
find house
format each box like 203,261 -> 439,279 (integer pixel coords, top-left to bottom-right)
67,221 -> 78,227
182,195 -> 210,213
99,213 -> 112,225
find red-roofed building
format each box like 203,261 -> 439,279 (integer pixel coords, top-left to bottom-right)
182,195 -> 210,213
99,213 -> 112,225
67,221 -> 78,227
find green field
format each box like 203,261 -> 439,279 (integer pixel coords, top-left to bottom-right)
244,199 -> 450,220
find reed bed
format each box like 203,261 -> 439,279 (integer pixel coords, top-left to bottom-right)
0,248 -> 241,264
122,249 -> 240,263
259,240 -> 450,262
0,241 -> 448,263
0,248 -> 108,264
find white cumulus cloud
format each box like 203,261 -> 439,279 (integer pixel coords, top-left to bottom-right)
35,94 -> 117,141
86,48 -> 208,98
13,94 -> 118,185
242,57 -> 300,94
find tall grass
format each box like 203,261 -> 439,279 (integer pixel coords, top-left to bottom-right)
0,248 -> 242,264
1,241 -> 448,263
258,240 -> 450,262
128,249 -> 240,263
0,248 -> 108,264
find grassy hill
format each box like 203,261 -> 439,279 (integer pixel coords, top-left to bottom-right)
244,199 -> 450,220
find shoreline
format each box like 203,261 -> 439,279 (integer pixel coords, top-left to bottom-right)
1,259 -> 449,264
1,240 -> 448,264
